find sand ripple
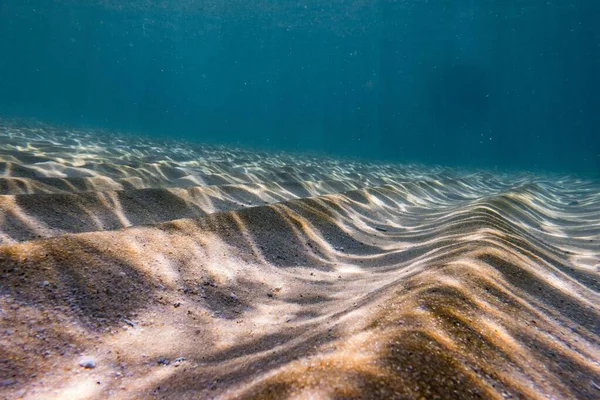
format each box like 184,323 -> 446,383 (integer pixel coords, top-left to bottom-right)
0,120 -> 599,399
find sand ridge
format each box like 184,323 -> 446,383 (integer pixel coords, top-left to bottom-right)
0,120 -> 599,399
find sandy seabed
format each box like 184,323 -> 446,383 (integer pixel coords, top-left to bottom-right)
0,120 -> 599,399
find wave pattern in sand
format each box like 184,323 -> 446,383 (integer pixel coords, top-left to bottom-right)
0,121 -> 599,399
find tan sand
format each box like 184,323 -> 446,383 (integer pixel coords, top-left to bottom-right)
0,120 -> 599,399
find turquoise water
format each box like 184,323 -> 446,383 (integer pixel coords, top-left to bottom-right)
0,1 -> 598,174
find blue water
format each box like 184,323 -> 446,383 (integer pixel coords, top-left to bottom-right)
0,1 -> 598,174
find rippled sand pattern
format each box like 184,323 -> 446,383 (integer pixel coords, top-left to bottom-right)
0,121 -> 599,399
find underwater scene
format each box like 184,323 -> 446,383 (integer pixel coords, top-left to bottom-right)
0,1 -> 599,399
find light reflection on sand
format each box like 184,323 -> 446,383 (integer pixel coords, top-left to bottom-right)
0,120 -> 599,399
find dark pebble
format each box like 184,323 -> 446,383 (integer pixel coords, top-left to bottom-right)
158,358 -> 170,365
